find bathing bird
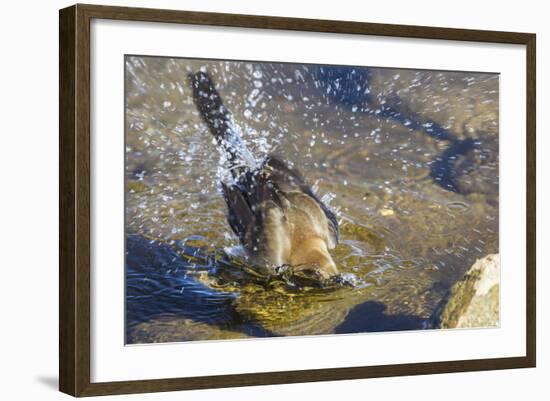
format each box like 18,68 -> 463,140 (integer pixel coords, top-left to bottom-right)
188,71 -> 339,280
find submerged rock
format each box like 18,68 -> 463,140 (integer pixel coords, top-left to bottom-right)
128,317 -> 251,344
232,280 -> 359,336
433,254 -> 500,329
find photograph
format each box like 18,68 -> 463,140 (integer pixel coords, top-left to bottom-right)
124,56 -> 500,344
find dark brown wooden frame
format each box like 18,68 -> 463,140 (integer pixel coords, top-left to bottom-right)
59,3 -> 536,397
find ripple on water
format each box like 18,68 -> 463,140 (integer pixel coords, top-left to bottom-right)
445,200 -> 470,213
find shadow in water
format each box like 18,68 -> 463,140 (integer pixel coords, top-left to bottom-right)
334,301 -> 425,334
126,234 -> 277,342
315,66 -> 480,193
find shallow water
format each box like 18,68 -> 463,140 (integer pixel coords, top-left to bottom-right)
124,57 -> 499,343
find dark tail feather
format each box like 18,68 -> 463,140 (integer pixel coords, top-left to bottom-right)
188,71 -> 254,171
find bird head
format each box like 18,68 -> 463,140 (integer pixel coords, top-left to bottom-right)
289,237 -> 339,280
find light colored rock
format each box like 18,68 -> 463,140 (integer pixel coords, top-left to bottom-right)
436,254 -> 500,329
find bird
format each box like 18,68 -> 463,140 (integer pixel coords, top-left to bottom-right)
188,71 -> 339,280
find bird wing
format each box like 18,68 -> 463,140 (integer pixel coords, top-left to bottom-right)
262,156 -> 339,248
221,182 -> 257,246
221,169 -> 286,250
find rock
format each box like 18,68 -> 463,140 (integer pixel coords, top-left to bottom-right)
128,317 -> 250,344
233,282 -> 357,336
433,254 -> 500,329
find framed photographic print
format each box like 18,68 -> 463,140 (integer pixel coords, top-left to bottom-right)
59,4 -> 536,397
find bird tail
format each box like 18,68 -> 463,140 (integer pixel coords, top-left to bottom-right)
188,71 -> 256,175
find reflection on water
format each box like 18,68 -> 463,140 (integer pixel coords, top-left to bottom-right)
125,56 -> 499,343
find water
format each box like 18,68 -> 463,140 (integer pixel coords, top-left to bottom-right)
125,56 -> 499,343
